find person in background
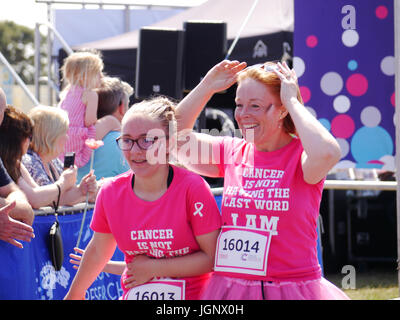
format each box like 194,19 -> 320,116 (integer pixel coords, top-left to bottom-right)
77,76 -> 132,181
175,60 -> 350,300
20,105 -> 98,206
65,96 -> 221,300
58,50 -> 120,168
0,105 -> 79,210
0,106 -> 96,209
0,88 -> 34,228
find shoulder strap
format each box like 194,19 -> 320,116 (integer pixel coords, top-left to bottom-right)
52,183 -> 61,216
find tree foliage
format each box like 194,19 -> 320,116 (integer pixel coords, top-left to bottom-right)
0,20 -> 39,84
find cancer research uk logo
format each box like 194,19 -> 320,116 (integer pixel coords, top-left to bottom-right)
37,262 -> 70,300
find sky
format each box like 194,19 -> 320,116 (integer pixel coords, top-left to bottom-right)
0,0 -> 207,29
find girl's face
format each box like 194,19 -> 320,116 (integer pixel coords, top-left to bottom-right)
235,78 -> 286,151
121,113 -> 169,177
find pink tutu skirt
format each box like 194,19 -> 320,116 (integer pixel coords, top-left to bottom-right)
201,274 -> 350,300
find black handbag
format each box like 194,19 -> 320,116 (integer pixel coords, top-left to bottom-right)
49,184 -> 63,271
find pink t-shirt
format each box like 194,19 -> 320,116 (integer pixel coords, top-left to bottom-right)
211,136 -> 323,282
90,165 -> 221,299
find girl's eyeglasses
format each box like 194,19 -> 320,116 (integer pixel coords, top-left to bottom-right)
116,135 -> 168,151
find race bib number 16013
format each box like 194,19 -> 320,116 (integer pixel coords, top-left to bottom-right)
122,278 -> 185,300
214,226 -> 272,276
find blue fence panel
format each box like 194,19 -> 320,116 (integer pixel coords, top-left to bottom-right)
0,209 -> 124,300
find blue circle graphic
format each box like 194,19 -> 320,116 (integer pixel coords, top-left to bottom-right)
347,60 -> 358,71
351,126 -> 393,167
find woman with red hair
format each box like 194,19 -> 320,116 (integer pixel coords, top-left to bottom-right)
175,60 -> 349,300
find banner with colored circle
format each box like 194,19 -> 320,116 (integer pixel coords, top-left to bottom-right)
294,0 -> 395,170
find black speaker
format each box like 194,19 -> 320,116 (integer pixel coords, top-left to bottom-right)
135,27 -> 184,100
183,21 -> 227,91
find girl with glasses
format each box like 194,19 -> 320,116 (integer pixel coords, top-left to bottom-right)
65,96 -> 221,300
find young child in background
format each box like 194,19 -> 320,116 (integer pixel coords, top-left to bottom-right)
59,50 -> 120,167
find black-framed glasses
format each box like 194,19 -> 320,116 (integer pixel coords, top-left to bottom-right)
116,135 -> 167,151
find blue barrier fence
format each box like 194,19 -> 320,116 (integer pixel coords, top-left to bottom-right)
0,194 -> 323,300
0,208 -> 124,300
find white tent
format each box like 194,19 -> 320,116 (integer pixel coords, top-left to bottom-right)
66,0 -> 294,91
75,0 -> 293,50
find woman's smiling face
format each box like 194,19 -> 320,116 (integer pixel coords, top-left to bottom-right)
234,78 -> 285,151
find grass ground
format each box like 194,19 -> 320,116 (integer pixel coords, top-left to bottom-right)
325,264 -> 399,300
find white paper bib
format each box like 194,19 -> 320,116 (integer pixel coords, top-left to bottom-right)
123,278 -> 185,300
214,226 -> 272,276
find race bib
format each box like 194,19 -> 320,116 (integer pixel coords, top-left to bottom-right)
214,226 -> 272,276
123,278 -> 186,300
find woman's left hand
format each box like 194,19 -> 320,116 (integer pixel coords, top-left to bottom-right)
123,255 -> 155,288
273,61 -> 299,107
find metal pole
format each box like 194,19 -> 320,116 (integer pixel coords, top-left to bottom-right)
47,2 -> 53,106
394,0 -> 400,297
124,4 -> 130,33
35,0 -> 192,9
34,23 -> 41,101
0,52 -> 40,106
225,0 -> 259,60
42,22 -> 73,55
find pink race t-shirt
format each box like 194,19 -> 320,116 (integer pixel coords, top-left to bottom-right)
211,136 -> 324,282
90,165 -> 221,300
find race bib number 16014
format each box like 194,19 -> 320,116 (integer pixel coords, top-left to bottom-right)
214,226 -> 272,276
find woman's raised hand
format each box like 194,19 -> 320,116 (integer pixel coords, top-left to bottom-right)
272,61 -> 299,107
202,60 -> 247,94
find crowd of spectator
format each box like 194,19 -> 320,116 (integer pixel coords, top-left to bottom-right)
0,69 -> 133,248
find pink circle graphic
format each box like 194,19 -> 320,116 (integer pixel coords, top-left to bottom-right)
346,73 -> 368,97
299,86 -> 311,103
306,35 -> 318,48
331,114 -> 355,139
391,92 -> 396,107
376,5 -> 388,19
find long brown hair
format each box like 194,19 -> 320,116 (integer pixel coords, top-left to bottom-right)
0,106 -> 33,182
